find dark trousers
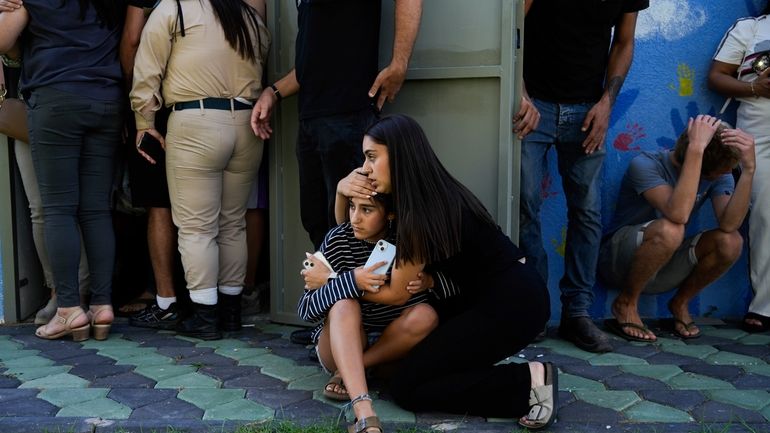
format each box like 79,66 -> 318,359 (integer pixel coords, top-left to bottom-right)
27,87 -> 122,307
390,261 -> 550,417
296,108 -> 378,249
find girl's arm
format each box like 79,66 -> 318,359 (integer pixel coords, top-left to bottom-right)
360,260 -> 424,306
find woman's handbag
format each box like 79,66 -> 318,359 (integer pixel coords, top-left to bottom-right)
0,65 -> 29,143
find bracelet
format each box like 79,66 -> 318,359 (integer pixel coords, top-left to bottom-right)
1,54 -> 22,68
269,83 -> 282,101
750,80 -> 758,97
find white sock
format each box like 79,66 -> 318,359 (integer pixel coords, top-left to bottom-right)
189,288 -> 217,306
156,295 -> 177,310
218,285 -> 243,296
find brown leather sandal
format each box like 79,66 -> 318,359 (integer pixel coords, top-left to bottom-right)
35,308 -> 90,342
323,372 -> 349,401
88,305 -> 114,341
346,394 -> 382,433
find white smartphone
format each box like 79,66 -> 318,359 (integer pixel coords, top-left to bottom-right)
303,251 -> 333,271
364,240 -> 396,289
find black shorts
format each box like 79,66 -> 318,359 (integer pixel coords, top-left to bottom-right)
127,107 -> 171,208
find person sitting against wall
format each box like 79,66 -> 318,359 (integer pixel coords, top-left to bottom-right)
1,0 -> 125,341
337,114 -> 555,430
708,2 -> 770,333
130,0 -> 270,340
600,115 -> 754,341
297,193 -> 456,432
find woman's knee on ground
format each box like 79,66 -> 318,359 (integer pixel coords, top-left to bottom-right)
646,219 -> 685,252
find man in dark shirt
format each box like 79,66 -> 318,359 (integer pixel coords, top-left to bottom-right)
251,0 -> 422,249
519,0 -> 649,353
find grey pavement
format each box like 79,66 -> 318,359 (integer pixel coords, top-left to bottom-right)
0,315 -> 769,433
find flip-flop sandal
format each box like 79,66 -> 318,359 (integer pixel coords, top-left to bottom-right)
116,296 -> 154,317
604,318 -> 656,343
519,362 -> 558,430
671,318 -> 701,339
742,312 -> 770,333
323,372 -> 349,401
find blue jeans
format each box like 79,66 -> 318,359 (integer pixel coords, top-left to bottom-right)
296,108 -> 379,249
519,98 -> 605,318
27,87 -> 122,308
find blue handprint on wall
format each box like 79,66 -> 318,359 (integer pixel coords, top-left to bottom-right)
656,101 -> 718,149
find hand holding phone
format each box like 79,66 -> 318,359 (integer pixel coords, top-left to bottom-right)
364,239 -> 396,289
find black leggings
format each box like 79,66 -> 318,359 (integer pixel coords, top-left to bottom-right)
390,261 -> 550,417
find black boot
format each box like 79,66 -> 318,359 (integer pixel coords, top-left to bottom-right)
176,302 -> 222,340
219,293 -> 242,332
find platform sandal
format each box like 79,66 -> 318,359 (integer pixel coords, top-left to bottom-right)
345,394 -> 383,433
88,305 -> 114,341
35,308 -> 90,342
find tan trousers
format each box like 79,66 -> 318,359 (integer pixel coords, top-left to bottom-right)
165,108 -> 263,292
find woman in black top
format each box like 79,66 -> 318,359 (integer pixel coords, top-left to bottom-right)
338,114 -> 556,429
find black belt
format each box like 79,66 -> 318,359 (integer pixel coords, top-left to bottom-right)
173,98 -> 252,111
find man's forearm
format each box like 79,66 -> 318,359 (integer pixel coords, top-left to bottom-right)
272,69 -> 300,100
603,13 -> 638,106
391,0 -> 422,70
718,172 -> 753,232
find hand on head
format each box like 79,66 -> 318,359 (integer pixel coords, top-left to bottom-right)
720,127 -> 756,172
337,168 -> 376,199
686,114 -> 721,152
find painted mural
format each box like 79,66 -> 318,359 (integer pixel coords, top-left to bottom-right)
539,0 -> 765,322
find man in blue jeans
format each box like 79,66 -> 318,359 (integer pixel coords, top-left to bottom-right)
517,0 -> 649,353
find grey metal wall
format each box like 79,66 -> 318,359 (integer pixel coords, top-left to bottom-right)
267,0 -> 524,324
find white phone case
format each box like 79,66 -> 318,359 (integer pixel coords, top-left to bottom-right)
303,251 -> 333,271
364,240 -> 396,276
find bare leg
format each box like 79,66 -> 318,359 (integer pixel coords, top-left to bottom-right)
612,219 -> 684,340
669,230 -> 743,337
148,207 -> 176,298
362,304 -> 438,367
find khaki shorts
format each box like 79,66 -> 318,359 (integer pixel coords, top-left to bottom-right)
599,221 -> 702,294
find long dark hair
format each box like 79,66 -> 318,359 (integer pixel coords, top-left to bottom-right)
64,0 -> 122,29
364,114 -> 496,264
210,0 -> 266,62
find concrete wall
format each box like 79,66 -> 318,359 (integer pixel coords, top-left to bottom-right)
539,0 -> 765,322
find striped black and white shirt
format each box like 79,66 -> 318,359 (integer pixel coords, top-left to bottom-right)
297,223 -> 459,342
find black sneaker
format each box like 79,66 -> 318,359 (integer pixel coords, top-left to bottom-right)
129,302 -> 180,330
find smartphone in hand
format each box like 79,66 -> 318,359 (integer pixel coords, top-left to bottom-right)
303,251 -> 333,271
365,239 -> 396,289
138,132 -> 165,163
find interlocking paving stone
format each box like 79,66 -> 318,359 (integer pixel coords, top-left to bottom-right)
135,364 -> 197,381
666,372 -> 735,390
40,348 -> 98,362
224,372 -> 285,389
57,353 -> 115,366
178,388 -> 244,410
651,337 -> 686,347
733,372 -> 770,390
236,353 -> 287,368
37,388 -> 108,407
717,343 -> 770,358
645,351 -> 702,365
108,388 -> 178,409
661,344 -> 719,360
91,372 -> 156,388
532,339 -> 598,361
559,373 -> 605,391
738,333 -> 770,345
115,353 -> 175,366
128,397 -> 204,420
193,339 -> 251,349
682,364 -> 743,381
258,324 -> 303,338
555,400 -> 624,424
370,398 -> 416,423
203,398 -> 274,421
0,340 -> 23,352
80,337 -> 139,349
526,352 -> 590,366
705,351 -> 765,366
624,401 -> 694,423
704,390 -> 770,411
692,400 -> 769,423
274,397 -> 342,422
745,364 -> 770,377
18,373 -> 90,389
619,364 -> 682,381
68,364 -> 133,380
214,347 -> 269,361
1,355 -> 53,368
603,373 -> 669,390
155,372 -> 221,389
588,353 -> 648,366
177,353 -> 237,367
246,387 -> 312,408
2,366 -> 71,381
763,404 -> 770,422
573,390 -> 640,411
271,346 -> 318,362
612,344 -> 661,359
0,388 -> 41,402
0,349 -> 40,361
640,390 -> 707,412
701,328 -> 748,340
97,347 -> 160,360
287,373 -> 329,391
260,363 -> 321,382
199,366 -> 254,381
156,346 -> 215,359
0,376 -> 21,388
0,397 -> 59,417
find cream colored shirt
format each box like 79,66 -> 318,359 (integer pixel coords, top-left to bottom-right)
130,0 -> 270,129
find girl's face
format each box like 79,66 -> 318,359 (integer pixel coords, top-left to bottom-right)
349,197 -> 390,242
362,136 -> 392,194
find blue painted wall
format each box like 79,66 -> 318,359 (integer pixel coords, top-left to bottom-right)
540,0 -> 764,322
